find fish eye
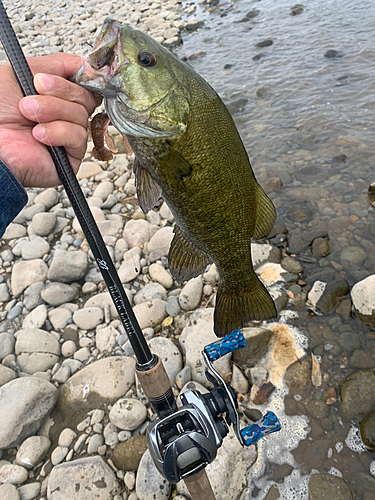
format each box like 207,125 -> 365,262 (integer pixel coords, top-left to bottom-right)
138,51 -> 156,67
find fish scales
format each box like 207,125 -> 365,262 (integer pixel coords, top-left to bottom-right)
73,18 -> 277,336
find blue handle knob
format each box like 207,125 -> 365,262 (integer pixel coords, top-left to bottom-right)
240,411 -> 281,447
204,329 -> 246,362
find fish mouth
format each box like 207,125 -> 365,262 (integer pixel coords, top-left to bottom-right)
73,18 -> 127,97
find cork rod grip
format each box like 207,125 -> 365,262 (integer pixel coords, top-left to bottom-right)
184,469 -> 216,500
136,355 -> 171,399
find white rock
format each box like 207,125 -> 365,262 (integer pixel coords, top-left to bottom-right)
77,161 -> 102,179
179,308 -> 231,388
61,340 -> 77,357
58,428 -> 77,448
51,446 -> 69,466
147,226 -> 173,253
22,304 -> 48,330
124,471 -> 136,491
0,483 -> 20,500
15,436 -> 51,469
30,212 -> 57,236
18,482 -> 41,500
351,274 -> 375,323
0,283 -> 10,302
203,264 -> 219,284
178,276 -> 203,311
73,307 -> 104,330
11,259 -> 48,297
109,398 -> 147,431
123,219 -> 151,248
0,464 -> 28,485
72,206 -> 105,232
33,188 -> 59,210
149,263 -> 173,288
134,282 -> 167,305
97,214 -> 124,237
59,356 -> 135,407
96,325 -> 118,352
52,364 -> 71,384
118,254 -> 141,283
136,449 -> 171,500
16,328 -> 60,375
48,308 -> 72,331
48,250 -> 88,283
2,223 -> 27,240
307,281 -> 327,309
231,364 -> 249,395
93,181 -> 114,200
0,332 -> 15,361
41,282 -> 79,306
47,456 -> 120,499
21,236 -> 50,260
148,337 -> 182,385
87,434 -> 104,454
90,409 -> 105,425
133,299 -> 167,329
114,238 -> 128,262
0,365 -> 16,386
251,242 -> 273,268
159,202 -> 174,221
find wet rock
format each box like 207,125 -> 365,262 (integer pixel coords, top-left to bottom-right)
324,49 -> 343,58
287,203 -> 313,222
308,472 -> 353,499
0,377 -> 57,448
112,435 -> 148,471
353,473 -> 375,495
148,337 -> 183,385
349,349 -> 374,369
340,246 -> 367,265
226,98 -> 248,115
337,331 -> 359,352
308,279 -> 349,314
133,299 -> 167,329
58,356 -> 135,415
311,237 -> 330,257
47,456 -> 120,499
179,308 -> 231,388
351,275 -> 375,324
11,259 -> 48,297
339,370 -> 375,422
288,229 -> 328,254
265,177 -> 283,192
290,4 -> 304,16
246,9 -> 260,18
306,400 -> 329,420
284,354 -> 312,388
256,39 -> 273,48
48,250 -> 88,283
177,427 -> 257,500
232,327 -> 273,368
185,17 -> 204,31
280,256 -> 303,274
264,485 -> 281,499
336,298 -> 352,319
360,408 -> 375,451
41,282 -> 79,306
109,398 -> 147,431
136,450 -> 172,500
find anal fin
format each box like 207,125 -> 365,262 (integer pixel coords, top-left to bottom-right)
134,159 -> 162,213
253,184 -> 277,240
168,225 -> 210,283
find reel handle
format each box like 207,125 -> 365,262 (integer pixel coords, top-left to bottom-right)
240,411 -> 281,447
204,329 -> 246,362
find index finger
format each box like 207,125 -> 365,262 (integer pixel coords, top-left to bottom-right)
33,72 -> 100,116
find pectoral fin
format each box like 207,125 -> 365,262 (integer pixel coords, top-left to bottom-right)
168,225 -> 210,283
134,159 -> 162,213
252,184 -> 277,240
158,143 -> 193,183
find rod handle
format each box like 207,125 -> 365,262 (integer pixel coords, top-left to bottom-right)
240,411 -> 281,447
204,329 -> 246,362
184,469 -> 215,500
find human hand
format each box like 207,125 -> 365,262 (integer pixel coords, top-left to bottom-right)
0,53 -> 101,187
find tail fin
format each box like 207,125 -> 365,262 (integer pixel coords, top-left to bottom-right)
214,277 -> 277,337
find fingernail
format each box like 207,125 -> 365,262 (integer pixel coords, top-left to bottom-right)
22,98 -> 39,115
36,73 -> 54,91
33,125 -> 46,140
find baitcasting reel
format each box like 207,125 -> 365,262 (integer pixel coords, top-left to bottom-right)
147,330 -> 281,484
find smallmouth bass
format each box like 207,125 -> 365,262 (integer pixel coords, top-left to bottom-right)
74,18 -> 277,336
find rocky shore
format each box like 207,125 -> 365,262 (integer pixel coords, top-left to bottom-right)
1,0 -> 375,499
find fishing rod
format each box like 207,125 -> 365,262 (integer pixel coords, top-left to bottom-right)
0,2 -> 281,498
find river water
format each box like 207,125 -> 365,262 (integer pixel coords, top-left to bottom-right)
178,1 -> 375,498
